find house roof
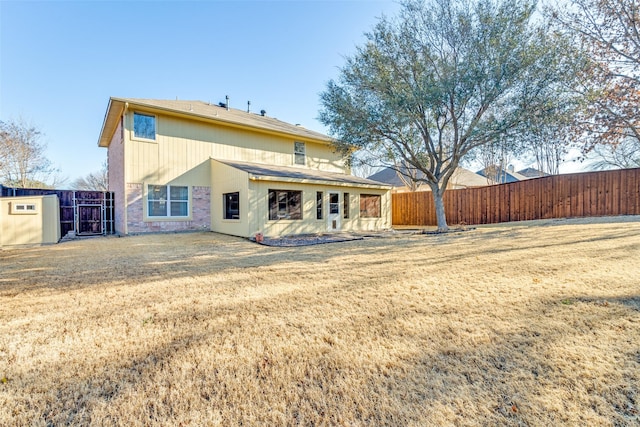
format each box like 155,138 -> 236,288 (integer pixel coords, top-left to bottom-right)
476,167 -> 530,183
215,159 -> 391,189
368,166 -> 495,188
517,167 -> 550,178
98,97 -> 334,147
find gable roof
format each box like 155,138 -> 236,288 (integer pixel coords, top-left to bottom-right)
215,159 -> 390,189
98,97 -> 334,147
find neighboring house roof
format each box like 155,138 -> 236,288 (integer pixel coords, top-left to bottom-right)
368,166 -> 495,189
517,167 -> 550,178
216,159 -> 391,189
476,167 -> 530,183
449,167 -> 496,187
99,97 -> 334,147
367,167 -> 418,187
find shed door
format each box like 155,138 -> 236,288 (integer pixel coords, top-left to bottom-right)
328,192 -> 341,231
78,204 -> 102,235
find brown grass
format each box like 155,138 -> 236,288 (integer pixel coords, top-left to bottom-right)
1,217 -> 639,426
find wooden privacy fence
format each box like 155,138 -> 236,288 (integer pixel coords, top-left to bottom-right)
0,186 -> 115,237
392,168 -> 640,226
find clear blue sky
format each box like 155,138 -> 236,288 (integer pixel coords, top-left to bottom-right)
0,0 -> 400,184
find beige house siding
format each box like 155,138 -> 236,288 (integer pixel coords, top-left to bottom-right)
249,181 -> 391,238
210,160 -> 250,237
0,195 -> 60,247
124,110 -> 346,185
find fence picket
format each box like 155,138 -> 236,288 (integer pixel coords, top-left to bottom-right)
392,168 -> 640,226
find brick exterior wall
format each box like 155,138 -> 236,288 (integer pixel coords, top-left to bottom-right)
107,118 -> 126,234
126,184 -> 211,234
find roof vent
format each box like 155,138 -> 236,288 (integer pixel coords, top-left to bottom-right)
260,109 -> 267,116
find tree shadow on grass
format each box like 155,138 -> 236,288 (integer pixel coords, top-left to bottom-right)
4,268 -> 639,425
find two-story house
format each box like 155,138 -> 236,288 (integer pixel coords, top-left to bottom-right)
98,98 -> 391,238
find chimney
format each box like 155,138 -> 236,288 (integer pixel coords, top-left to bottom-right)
225,95 -> 229,111
247,101 -> 251,113
260,109 -> 266,116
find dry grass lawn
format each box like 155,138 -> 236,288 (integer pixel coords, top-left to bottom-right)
1,217 -> 639,426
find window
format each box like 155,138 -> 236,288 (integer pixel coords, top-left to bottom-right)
134,112 -> 156,140
148,185 -> 189,217
360,194 -> 381,218
11,203 -> 37,214
294,141 -> 306,165
224,192 -> 240,220
268,190 -> 302,220
316,192 -> 323,220
329,193 -> 339,214
343,193 -> 350,219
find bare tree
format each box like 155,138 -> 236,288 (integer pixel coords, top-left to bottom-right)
72,161 -> 108,191
320,0 -> 584,231
0,118 -> 58,188
589,137 -> 640,169
550,0 -> 640,151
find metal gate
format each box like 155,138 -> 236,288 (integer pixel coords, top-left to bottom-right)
77,204 -> 103,235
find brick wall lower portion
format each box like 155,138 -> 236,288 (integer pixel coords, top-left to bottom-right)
126,183 -> 211,234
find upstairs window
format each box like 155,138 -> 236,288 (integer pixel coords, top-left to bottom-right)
223,192 -> 240,220
360,194 -> 381,218
148,185 -> 189,217
134,112 -> 156,140
294,141 -> 306,165
268,190 -> 302,220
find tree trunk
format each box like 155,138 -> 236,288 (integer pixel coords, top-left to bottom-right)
431,185 -> 449,232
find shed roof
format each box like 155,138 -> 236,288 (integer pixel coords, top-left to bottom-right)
215,159 -> 391,189
98,97 -> 334,147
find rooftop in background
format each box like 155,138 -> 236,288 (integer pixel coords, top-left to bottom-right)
368,166 -> 495,190
517,167 -> 551,178
476,166 -> 530,184
99,98 -> 334,148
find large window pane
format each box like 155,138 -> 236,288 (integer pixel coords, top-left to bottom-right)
148,201 -> 167,216
170,201 -> 188,216
148,185 -> 167,200
170,186 -> 188,201
360,194 -> 381,218
134,112 -> 156,140
268,190 -> 302,220
224,192 -> 240,219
